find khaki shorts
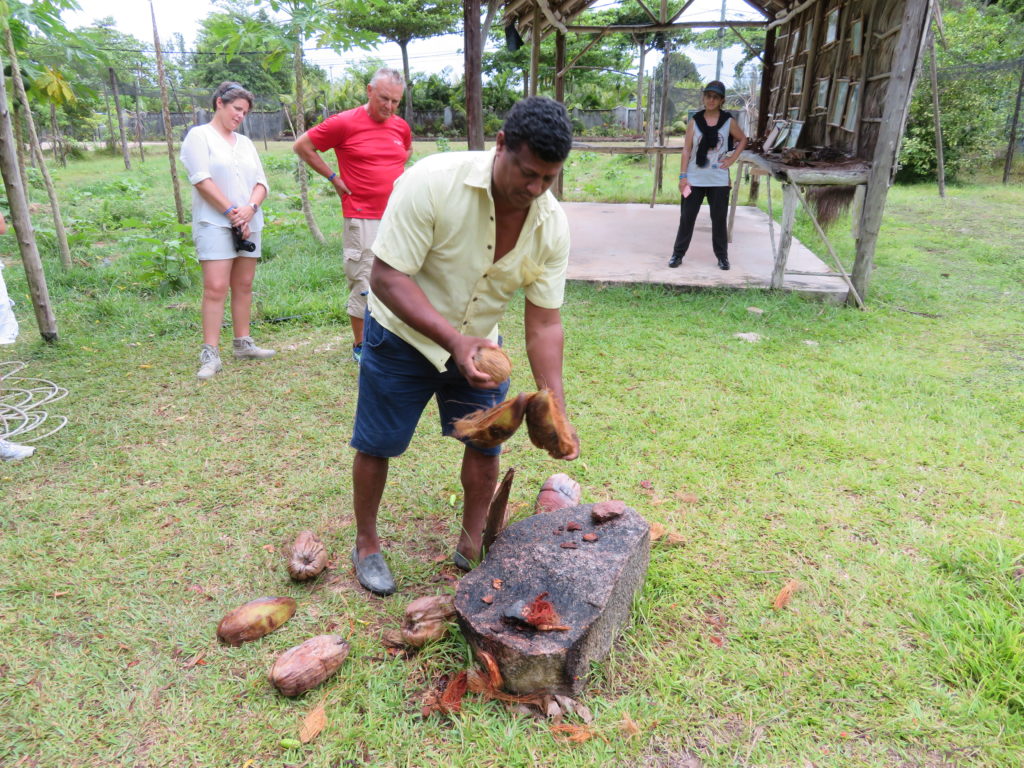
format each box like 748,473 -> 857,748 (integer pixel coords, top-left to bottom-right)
193,222 -> 262,261
343,217 -> 380,318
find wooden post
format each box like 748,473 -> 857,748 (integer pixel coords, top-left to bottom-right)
851,0 -> 933,303
109,67 -> 131,170
529,3 -> 541,97
465,0 -> 484,150
727,159 -> 744,242
1003,54 -> 1024,185
770,181 -> 799,289
797,2 -> 826,119
757,28 -> 775,140
150,1 -> 185,225
0,48 -> 58,342
635,38 -> 646,134
554,30 -> 566,199
928,35 -> 945,197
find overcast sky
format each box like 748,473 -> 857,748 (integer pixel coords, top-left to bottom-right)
62,0 -> 763,84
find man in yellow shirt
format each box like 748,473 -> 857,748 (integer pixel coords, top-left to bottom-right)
349,97 -> 580,596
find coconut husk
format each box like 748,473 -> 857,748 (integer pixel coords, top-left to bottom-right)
452,392 -> 529,449
287,530 -> 328,581
216,596 -> 296,646
482,467 -> 515,550
805,185 -> 856,229
401,595 -> 456,647
473,347 -> 512,387
269,634 -> 349,696
534,473 -> 581,514
524,389 -> 578,459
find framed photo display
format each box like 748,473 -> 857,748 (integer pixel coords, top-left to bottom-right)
830,79 -> 849,125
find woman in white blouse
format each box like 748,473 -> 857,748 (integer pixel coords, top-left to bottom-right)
180,82 -> 272,381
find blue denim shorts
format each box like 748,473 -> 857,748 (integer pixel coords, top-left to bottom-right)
351,312 -> 510,458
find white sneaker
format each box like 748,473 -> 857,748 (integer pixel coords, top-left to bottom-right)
232,336 -> 275,360
197,344 -> 222,380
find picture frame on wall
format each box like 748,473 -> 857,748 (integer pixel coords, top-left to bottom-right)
790,28 -> 801,56
843,82 -> 861,131
816,78 -> 830,111
803,20 -> 814,51
784,121 -> 804,149
792,66 -> 805,96
851,17 -> 863,56
830,79 -> 849,125
826,8 -> 840,44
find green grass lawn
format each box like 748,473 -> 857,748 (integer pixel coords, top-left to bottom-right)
0,144 -> 1022,767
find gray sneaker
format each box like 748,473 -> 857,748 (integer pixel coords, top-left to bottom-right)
232,336 -> 275,360
197,344 -> 222,380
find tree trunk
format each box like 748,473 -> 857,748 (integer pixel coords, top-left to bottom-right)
134,71 -> 146,162
294,38 -> 325,244
150,1 -> 185,225
5,28 -> 72,271
109,67 -> 131,170
103,86 -> 115,152
1003,54 -> 1024,185
399,40 -> 413,124
12,100 -> 29,192
0,48 -> 58,341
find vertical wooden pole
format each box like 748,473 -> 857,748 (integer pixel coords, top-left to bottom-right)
554,30 -> 566,199
928,35 -> 945,197
0,48 -> 57,341
757,27 -> 775,139
1002,55 -> 1024,185
797,3 -> 826,119
109,67 -> 131,170
771,182 -> 799,289
529,3 -> 541,97
465,0 -> 484,150
851,0 -> 933,302
150,0 -> 185,225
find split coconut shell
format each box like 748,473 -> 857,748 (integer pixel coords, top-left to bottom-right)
452,392 -> 529,449
216,596 -> 296,646
525,389 -> 579,459
401,594 -> 456,647
269,634 -> 350,696
287,530 -> 328,581
473,347 -> 512,387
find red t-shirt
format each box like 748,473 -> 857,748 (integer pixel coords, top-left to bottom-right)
307,106 -> 412,219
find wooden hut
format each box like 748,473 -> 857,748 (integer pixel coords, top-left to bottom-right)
470,0 -> 935,303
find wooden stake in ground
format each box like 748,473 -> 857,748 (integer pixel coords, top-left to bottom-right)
3,26 -> 72,271
0,47 -> 58,341
482,467 -> 516,551
149,0 -> 184,225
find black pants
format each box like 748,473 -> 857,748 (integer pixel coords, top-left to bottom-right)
671,185 -> 731,261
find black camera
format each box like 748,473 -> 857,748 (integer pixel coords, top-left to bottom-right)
231,226 -> 256,253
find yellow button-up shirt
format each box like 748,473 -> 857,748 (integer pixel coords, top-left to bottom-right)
369,149 -> 570,372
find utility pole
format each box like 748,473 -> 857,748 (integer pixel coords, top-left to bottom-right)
715,0 -> 727,81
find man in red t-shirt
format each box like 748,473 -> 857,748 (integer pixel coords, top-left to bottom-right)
294,68 -> 413,362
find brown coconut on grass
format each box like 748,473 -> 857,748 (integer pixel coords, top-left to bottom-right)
287,530 -> 328,581
216,596 -> 296,646
473,347 -> 512,387
525,389 -> 578,459
452,392 -> 529,449
269,634 -> 350,697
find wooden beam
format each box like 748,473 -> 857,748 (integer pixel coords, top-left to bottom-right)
851,0 -> 934,302
770,182 -> 799,289
798,2 -> 826,119
757,27 -> 775,138
565,21 -> 764,33
530,3 -> 541,96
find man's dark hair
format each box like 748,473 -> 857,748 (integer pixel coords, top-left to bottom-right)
501,97 -> 573,163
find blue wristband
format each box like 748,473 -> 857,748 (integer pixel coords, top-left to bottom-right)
224,206 -> 236,215
327,172 -> 337,182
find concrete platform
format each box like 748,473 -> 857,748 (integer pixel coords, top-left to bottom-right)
563,202 -> 849,302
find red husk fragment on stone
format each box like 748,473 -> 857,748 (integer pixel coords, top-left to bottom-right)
523,592 -> 561,627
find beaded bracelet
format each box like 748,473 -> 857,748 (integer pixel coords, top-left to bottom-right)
328,172 -> 337,181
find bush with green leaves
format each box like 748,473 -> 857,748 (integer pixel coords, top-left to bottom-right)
898,4 -> 1023,182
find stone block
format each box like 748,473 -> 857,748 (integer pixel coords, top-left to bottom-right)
455,502 -> 649,695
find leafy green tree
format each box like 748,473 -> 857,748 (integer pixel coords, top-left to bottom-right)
898,3 -> 1024,181
325,0 -> 462,121
188,5 -> 292,98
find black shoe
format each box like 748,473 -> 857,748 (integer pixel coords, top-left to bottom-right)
718,257 -> 730,271
668,254 -> 683,268
351,548 -> 395,595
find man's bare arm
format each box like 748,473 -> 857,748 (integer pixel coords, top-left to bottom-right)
293,133 -> 351,196
369,258 -> 495,387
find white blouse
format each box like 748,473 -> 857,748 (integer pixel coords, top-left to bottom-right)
180,123 -> 268,232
